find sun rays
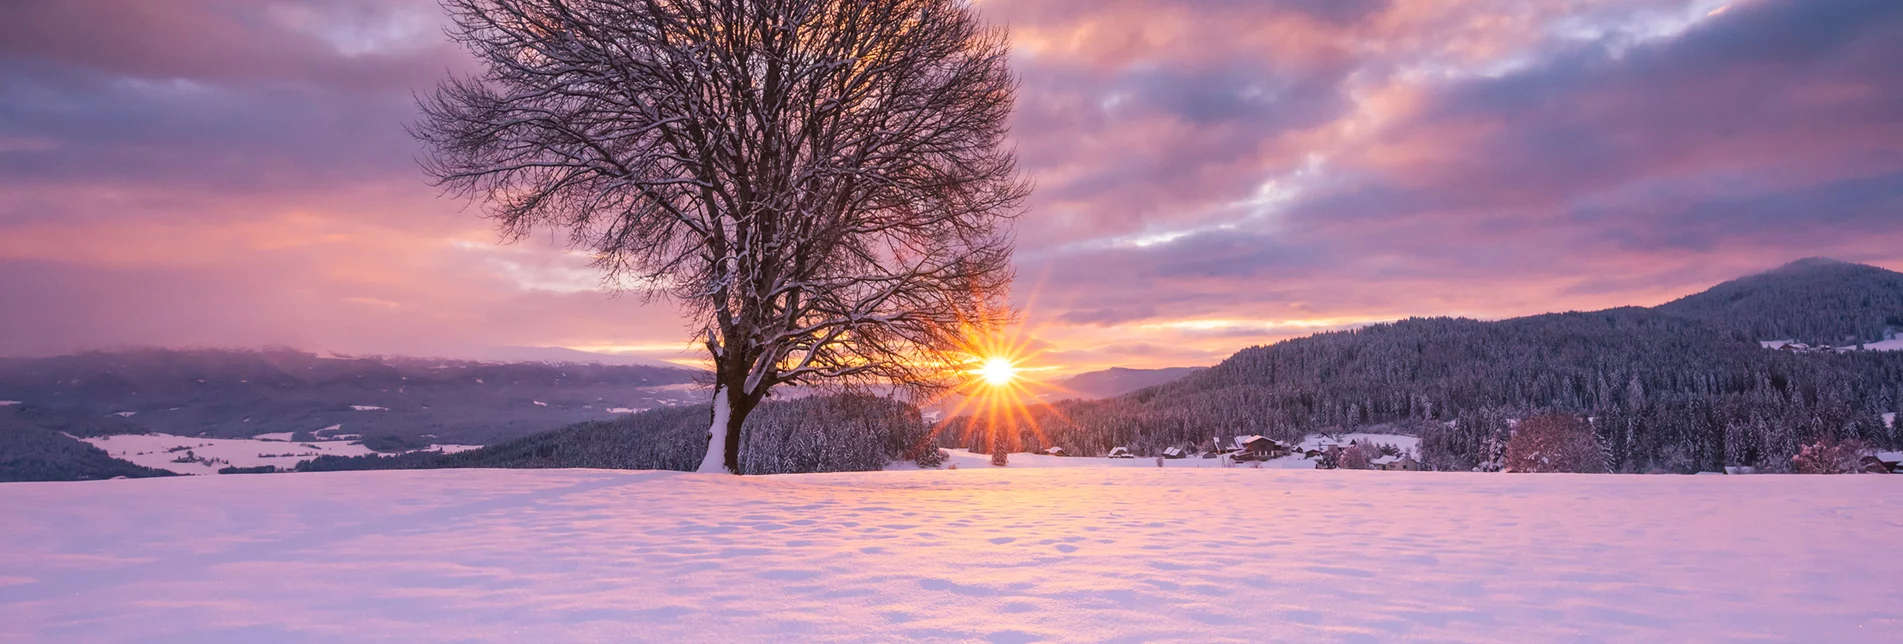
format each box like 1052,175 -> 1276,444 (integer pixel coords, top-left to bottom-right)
920,288 -> 1096,457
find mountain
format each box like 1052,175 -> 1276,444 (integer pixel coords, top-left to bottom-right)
938,259 -> 1903,474
1657,257 -> 1903,345
1055,367 -> 1205,399
0,348 -> 709,445
462,345 -> 692,369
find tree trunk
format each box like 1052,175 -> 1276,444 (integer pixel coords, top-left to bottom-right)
696,381 -> 761,474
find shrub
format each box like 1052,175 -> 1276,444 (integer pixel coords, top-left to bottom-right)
1504,414 -> 1603,473
1313,445 -> 1341,470
1339,444 -> 1372,470
1792,438 -> 1865,474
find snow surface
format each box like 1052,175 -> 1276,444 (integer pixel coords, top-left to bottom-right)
350,405 -> 389,411
110,411 -> 135,417
1862,338 -> 1903,351
1885,412 -> 1896,429
0,400 -> 20,406
82,434 -> 481,475
606,407 -> 644,414
1,468 -> 1899,642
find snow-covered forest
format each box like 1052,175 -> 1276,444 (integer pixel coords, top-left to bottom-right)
939,308 -> 1903,474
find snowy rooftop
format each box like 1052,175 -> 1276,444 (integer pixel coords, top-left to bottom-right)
2,468 -> 1899,641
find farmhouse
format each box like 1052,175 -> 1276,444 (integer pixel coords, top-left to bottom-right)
1375,456 -> 1424,471
1232,435 -> 1289,461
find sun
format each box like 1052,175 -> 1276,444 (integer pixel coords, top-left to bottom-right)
977,356 -> 1019,387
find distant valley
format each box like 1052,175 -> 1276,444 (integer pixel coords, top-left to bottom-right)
0,349 -> 709,448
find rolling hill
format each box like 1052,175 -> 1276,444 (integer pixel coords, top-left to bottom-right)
1657,257 -> 1903,345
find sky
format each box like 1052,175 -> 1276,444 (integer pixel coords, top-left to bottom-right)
1,0 -> 1900,374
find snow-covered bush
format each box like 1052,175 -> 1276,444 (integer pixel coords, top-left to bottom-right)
1313,445 -> 1341,470
915,447 -> 949,469
1504,414 -> 1603,473
1339,444 -> 1372,470
1792,439 -> 1865,474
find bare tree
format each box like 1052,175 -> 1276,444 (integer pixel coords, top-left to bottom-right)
415,0 -> 1027,473
1504,414 -> 1604,473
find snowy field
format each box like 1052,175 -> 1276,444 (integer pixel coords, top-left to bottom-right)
3,468 -> 1900,642
82,433 -> 482,475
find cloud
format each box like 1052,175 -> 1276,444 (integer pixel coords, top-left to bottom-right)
1,0 -> 1900,374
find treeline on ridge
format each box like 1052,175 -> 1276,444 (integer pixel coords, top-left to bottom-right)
297,394 -> 932,475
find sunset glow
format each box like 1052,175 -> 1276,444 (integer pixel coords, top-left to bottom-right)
0,0 -> 1895,372
976,357 -> 1019,387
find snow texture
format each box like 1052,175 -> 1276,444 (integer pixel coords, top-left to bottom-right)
3,468 -> 1897,642
82,434 -> 481,475
350,405 -> 389,411
0,400 -> 20,406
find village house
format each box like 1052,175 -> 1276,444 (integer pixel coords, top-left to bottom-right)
1231,435 -> 1290,461
1376,456 -> 1424,471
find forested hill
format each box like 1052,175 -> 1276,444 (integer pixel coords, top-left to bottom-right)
1657,257 -> 1903,345
939,259 -> 1903,473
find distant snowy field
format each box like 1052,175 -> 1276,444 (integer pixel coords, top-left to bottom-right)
3,468 -> 1900,642
82,433 -> 482,475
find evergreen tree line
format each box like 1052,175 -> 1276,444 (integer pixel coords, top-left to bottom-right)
0,424 -> 178,482
298,394 -> 930,475
937,310 -> 1903,473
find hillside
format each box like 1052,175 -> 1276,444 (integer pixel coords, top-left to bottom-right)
0,348 -> 706,445
1054,366 -> 1203,399
1658,257 -> 1903,345
0,424 -> 177,482
942,259 -> 1903,473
